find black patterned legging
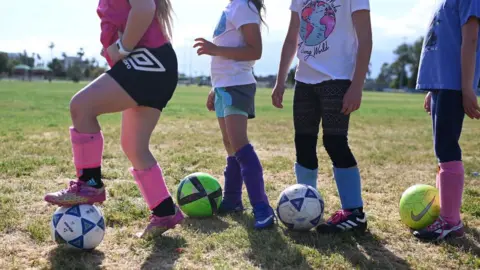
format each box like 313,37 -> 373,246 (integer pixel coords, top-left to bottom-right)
293,80 -> 357,170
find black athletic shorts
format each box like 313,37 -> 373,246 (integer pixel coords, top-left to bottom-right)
107,43 -> 178,111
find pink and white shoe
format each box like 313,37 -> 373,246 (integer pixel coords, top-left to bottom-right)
44,180 -> 106,206
412,216 -> 464,241
137,206 -> 185,238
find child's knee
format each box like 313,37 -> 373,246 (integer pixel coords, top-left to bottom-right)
323,135 -> 357,168
70,96 -> 85,120
230,137 -> 249,153
121,138 -> 147,160
70,95 -> 95,121
295,134 -> 318,169
221,136 -> 236,154
222,136 -> 231,148
435,142 -> 461,163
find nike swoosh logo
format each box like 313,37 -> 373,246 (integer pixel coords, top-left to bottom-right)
257,215 -> 274,225
411,196 -> 436,222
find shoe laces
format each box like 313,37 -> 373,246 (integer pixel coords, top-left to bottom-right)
426,217 -> 446,232
62,181 -> 83,194
328,210 -> 352,224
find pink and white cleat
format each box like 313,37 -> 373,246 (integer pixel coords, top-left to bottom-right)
412,217 -> 464,241
137,206 -> 185,238
44,180 -> 106,207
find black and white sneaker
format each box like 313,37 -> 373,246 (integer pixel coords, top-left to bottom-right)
316,209 -> 367,234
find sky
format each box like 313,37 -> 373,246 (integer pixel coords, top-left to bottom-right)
0,0 -> 438,77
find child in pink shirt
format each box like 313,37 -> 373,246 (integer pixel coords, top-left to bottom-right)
44,0 -> 182,238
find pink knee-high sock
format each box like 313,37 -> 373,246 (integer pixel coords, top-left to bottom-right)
70,127 -> 104,177
439,161 -> 464,225
130,164 -> 171,210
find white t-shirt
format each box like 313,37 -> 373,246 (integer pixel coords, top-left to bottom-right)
290,0 -> 370,84
211,0 -> 261,88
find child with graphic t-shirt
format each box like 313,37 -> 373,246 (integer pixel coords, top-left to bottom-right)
272,0 -> 372,234
413,0 -> 480,241
193,0 -> 275,230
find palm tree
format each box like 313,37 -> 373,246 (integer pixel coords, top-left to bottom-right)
367,62 -> 372,79
49,42 -> 55,61
36,54 -> 42,67
90,58 -> 97,67
77,48 -> 85,60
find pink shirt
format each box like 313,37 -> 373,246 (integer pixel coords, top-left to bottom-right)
97,0 -> 168,66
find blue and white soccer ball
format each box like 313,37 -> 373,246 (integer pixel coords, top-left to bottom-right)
51,204 -> 105,250
276,184 -> 324,231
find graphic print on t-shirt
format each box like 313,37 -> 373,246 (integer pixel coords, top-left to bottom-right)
299,0 -> 339,60
425,13 -> 440,51
214,12 -> 227,37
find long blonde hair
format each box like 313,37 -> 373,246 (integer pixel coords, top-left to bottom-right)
155,0 -> 174,40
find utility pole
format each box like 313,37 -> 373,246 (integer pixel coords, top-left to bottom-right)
399,37 -> 407,90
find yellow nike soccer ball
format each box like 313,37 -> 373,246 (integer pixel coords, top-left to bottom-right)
399,184 -> 440,230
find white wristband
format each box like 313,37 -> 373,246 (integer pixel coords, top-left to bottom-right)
115,39 -> 131,56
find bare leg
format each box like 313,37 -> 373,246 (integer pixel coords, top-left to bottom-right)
121,106 -> 160,170
70,73 -> 137,133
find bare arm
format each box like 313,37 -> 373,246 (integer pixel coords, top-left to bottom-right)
351,10 -> 373,90
217,24 -> 262,61
461,17 -> 479,92
194,23 -> 262,61
275,11 -> 300,86
340,10 -> 373,115
122,0 -> 156,51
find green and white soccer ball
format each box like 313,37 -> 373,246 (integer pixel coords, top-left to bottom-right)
176,172 -> 222,217
399,184 -> 440,230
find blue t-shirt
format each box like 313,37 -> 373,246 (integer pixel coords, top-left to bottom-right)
416,0 -> 480,91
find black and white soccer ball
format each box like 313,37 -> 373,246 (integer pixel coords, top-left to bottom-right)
276,184 -> 324,231
51,204 -> 105,250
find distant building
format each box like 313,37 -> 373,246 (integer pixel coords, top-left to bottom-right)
7,53 -> 21,59
256,75 -> 276,88
363,79 -> 389,91
63,56 -> 83,70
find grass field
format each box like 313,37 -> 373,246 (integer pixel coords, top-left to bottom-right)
0,80 -> 479,270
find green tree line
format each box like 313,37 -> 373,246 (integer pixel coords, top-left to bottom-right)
0,44 -> 106,82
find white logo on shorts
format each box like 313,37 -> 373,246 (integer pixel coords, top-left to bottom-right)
124,48 -> 166,72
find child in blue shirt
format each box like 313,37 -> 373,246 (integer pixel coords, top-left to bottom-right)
414,0 -> 480,241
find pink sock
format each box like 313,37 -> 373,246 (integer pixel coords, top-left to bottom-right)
436,165 -> 440,189
130,164 -> 171,210
439,161 -> 464,225
70,127 -> 104,177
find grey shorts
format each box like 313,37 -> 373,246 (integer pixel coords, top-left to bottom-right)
214,83 -> 256,119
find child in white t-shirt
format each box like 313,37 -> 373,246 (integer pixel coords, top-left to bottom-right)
272,0 -> 372,234
194,0 -> 275,230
